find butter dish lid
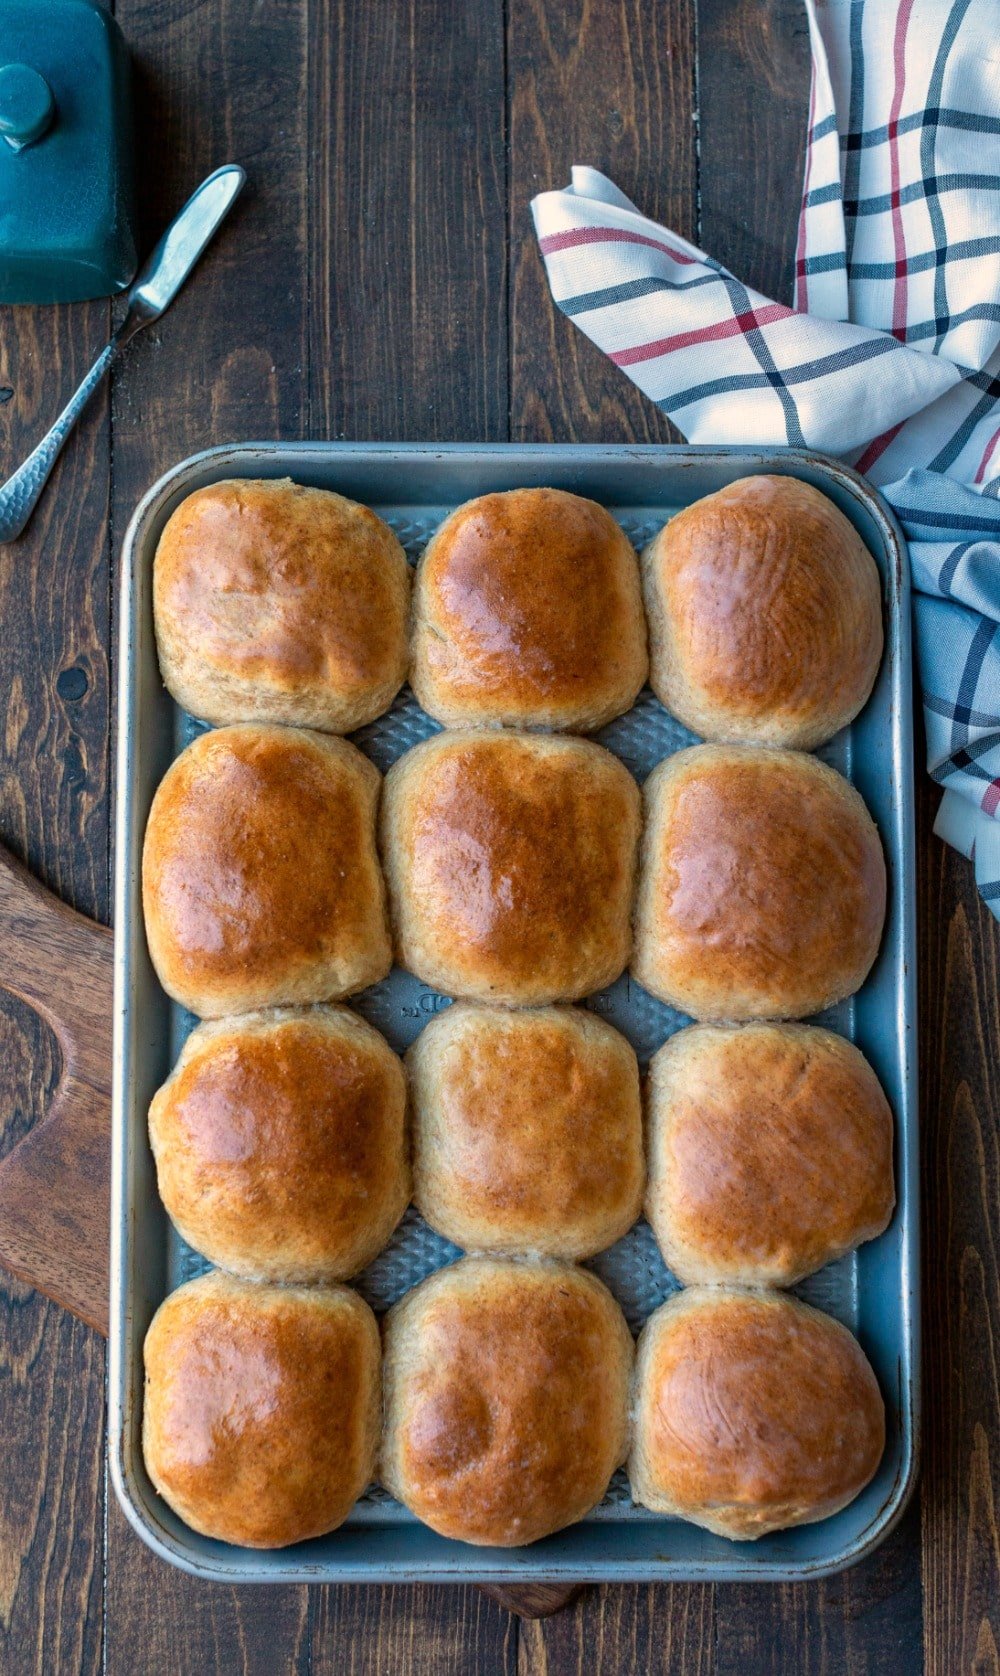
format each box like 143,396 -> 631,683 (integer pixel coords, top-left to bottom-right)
0,0 -> 137,304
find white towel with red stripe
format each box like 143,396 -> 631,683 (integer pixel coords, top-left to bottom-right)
531,0 -> 1000,920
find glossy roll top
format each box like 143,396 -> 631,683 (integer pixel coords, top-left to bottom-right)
407,1002 -> 644,1259
381,1255 -> 633,1546
631,743 -> 886,1020
380,730 -> 641,1005
644,1022 -> 895,1287
411,486 -> 648,731
143,1272 -> 381,1548
148,1006 -> 410,1283
153,478 -> 411,733
141,723 -> 391,1017
629,1287 -> 885,1539
642,476 -> 883,748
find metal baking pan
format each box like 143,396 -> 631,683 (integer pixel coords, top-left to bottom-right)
110,442 -> 919,1585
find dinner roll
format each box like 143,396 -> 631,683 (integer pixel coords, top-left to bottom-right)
642,476 -> 883,748
143,1271 -> 380,1548
630,1287 -> 885,1539
142,724 -> 391,1017
149,1007 -> 409,1283
410,487 -> 647,730
381,1256 -> 632,1545
153,478 -> 410,733
645,1022 -> 894,1286
381,731 -> 641,1005
632,744 -> 885,1020
407,1003 -> 643,1258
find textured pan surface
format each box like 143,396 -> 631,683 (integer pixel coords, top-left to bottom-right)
111,443 -> 918,1583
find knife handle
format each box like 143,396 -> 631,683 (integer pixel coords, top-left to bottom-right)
0,335 -> 121,544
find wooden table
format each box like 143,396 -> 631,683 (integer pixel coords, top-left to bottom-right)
0,1 -> 997,1670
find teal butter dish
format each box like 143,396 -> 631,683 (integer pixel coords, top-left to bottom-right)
0,0 -> 136,302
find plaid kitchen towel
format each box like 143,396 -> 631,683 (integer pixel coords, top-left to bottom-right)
531,0 -> 1000,918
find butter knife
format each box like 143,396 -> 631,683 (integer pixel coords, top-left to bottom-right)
0,163 -> 246,543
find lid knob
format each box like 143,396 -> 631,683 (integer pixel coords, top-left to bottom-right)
0,64 -> 55,152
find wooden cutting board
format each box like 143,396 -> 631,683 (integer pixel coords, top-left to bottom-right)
0,841 -> 576,1618
0,843 -> 113,1332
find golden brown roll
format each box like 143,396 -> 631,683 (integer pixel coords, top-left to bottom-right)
642,476 -> 883,748
381,1256 -> 633,1546
143,1271 -> 380,1548
645,1022 -> 895,1286
381,731 -> 641,1005
142,723 -> 391,1017
631,744 -> 886,1020
407,1003 -> 643,1259
630,1287 -> 885,1539
149,1006 -> 409,1283
410,487 -> 647,731
153,478 -> 411,733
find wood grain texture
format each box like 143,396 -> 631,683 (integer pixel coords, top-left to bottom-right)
0,1001 -> 105,1676
918,756 -> 1000,1676
106,0 -> 313,1661
508,0 -> 696,443
0,282 -> 110,1672
307,0 -> 508,442
517,1583 -> 714,1675
313,1585 -> 518,1673
696,0 -> 810,304
0,305 -> 112,902
104,1566 -> 311,1676
0,845 -> 112,1331
714,1506 -> 923,1676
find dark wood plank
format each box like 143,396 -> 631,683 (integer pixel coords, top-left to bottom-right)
506,0 -> 708,1655
518,1583 -> 714,1676
697,0 -> 810,305
917,758 -> 1000,1676
0,286 -> 111,1673
0,1003 -> 105,1676
508,0 -> 696,444
0,303 -> 112,902
305,0 -> 537,1639
312,1585 -> 518,1675
698,6 -> 925,1672
110,3 -> 310,467
104,1568 -> 311,1676
105,0 -> 314,1664
715,1506 -> 923,1676
307,0 -> 508,443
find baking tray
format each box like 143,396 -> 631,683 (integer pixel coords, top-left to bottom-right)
110,442 -> 919,1585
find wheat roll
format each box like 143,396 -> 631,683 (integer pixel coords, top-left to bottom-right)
153,478 -> 410,733
642,476 -> 883,749
149,1007 -> 409,1283
408,1003 -> 643,1258
381,1256 -> 633,1546
381,731 -> 641,1005
631,744 -> 886,1020
630,1287 -> 885,1539
645,1022 -> 894,1287
143,1272 -> 380,1548
410,487 -> 647,731
142,724 -> 391,1017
